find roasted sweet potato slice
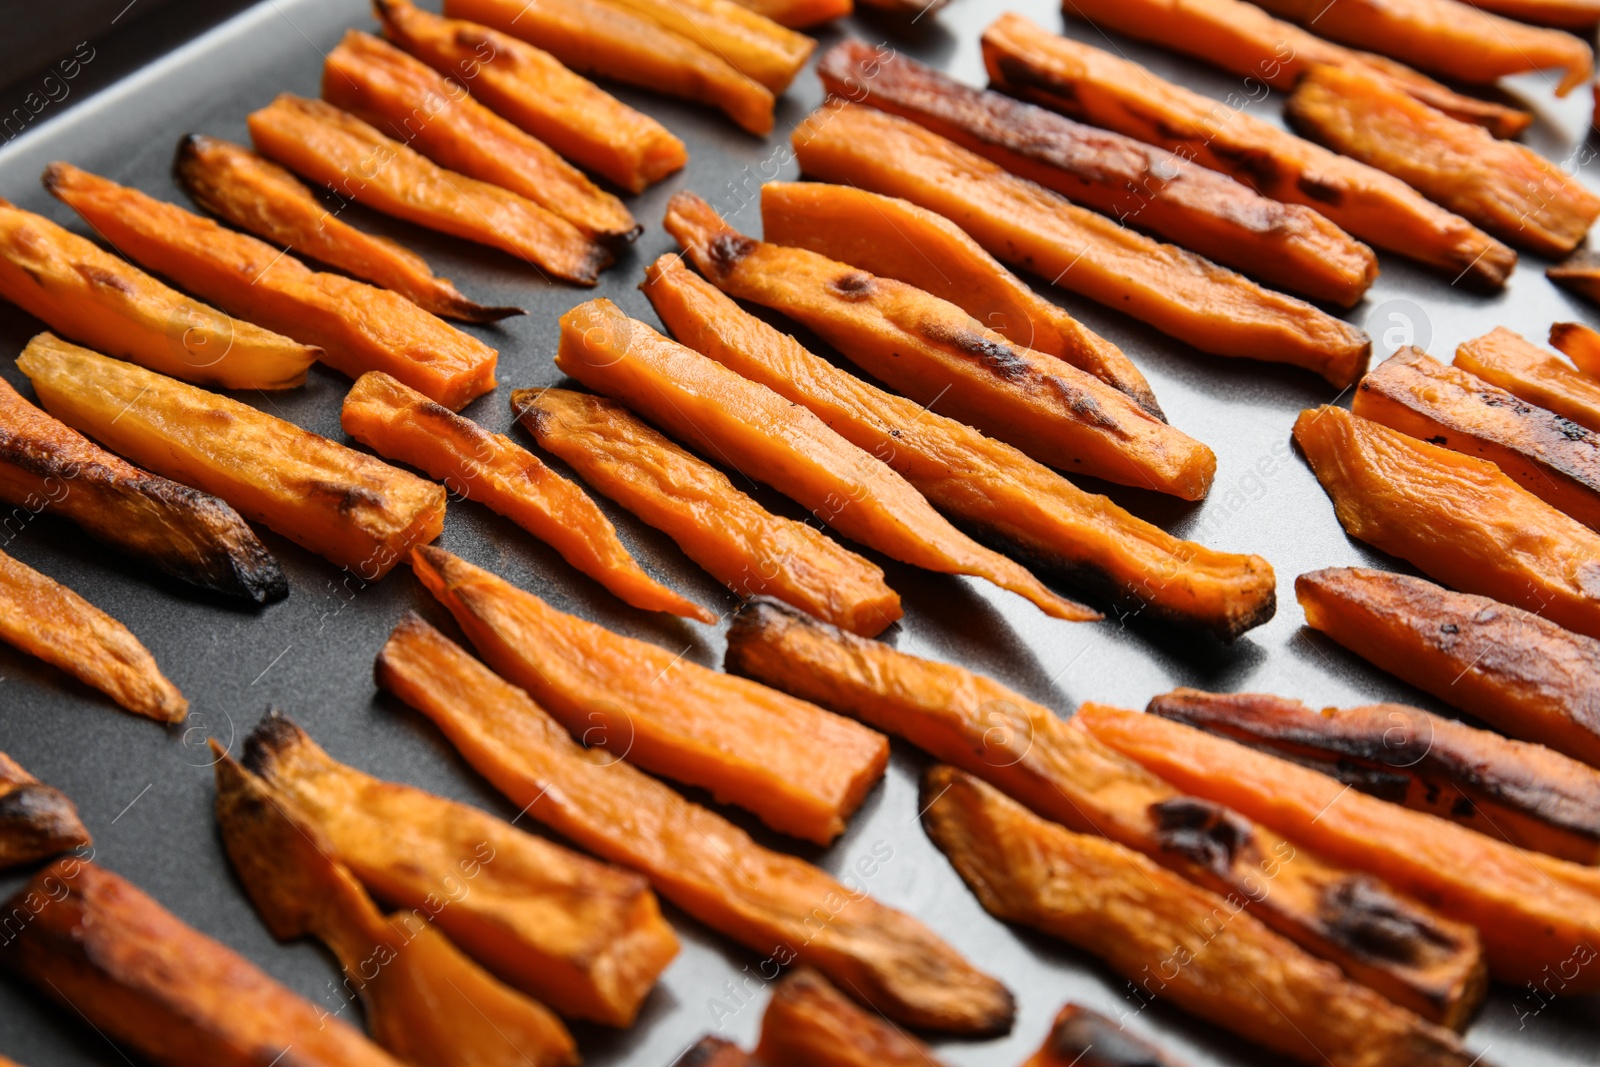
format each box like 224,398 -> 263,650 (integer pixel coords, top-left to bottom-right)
1456,327 -> 1600,434
375,610 -> 1015,1034
1467,0 -> 1600,27
1287,66 -> 1600,258
1,859 -> 403,1067
444,0 -> 776,135
667,192 -> 1216,500
1550,320 -> 1600,377
755,967 -> 945,1067
0,198 -> 316,390
791,105 -> 1373,384
47,162 -> 498,411
1024,1004 -> 1187,1067
515,386 -> 900,636
589,0 -> 812,93
1353,346 -> 1600,530
0,750 -> 90,870
1548,250 -> 1600,308
19,337 -> 445,580
0,364 -> 286,603
817,42 -> 1377,309
555,298 -> 1097,622
1296,567 -> 1600,769
341,372 -> 710,621
247,95 -> 608,284
725,598 -> 1486,1025
921,768 -> 1479,1066
643,253 -> 1275,639
724,0 -> 850,27
1294,405 -> 1600,640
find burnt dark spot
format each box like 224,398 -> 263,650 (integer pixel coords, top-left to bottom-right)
306,480 -> 387,517
993,54 -> 1076,106
1150,796 -> 1254,874
0,783 -> 76,827
921,319 -> 1031,381
1296,173 -> 1344,205
829,270 -> 874,299
707,232 -> 756,275
241,709 -> 301,778
1212,143 -> 1281,191
1451,796 -> 1477,819
1554,415 -> 1591,442
76,263 -> 137,297
1427,435 -> 1449,446
1440,623 -> 1459,634
1048,376 -> 1126,434
1321,875 -> 1457,966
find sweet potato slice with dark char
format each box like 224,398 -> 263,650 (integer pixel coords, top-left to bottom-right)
1353,346 -> 1600,531
921,768 -> 1481,1067
1550,320 -> 1600,377
1456,327 -> 1600,434
241,711 -> 677,1026
1548,251 -> 1600,309
515,386 -> 900,636
342,372 -> 711,621
0,751 -> 90,870
247,95 -> 609,284
1296,567 -> 1600,769
755,967 -> 946,1067
18,338 -> 445,580
643,254 -> 1274,639
0,860 -> 404,1067
725,599 -> 1486,1025
817,42 -> 1377,308
556,298 -> 1097,623
0,363 -> 286,603
412,546 -> 888,844
667,191 -> 1216,500
47,162 -> 498,411
1024,1004 -> 1188,1067
1294,405 -> 1600,640
376,610 -> 1016,1035
791,105 -> 1373,384
590,0 -> 813,93
0,198 -> 316,390
724,0 -> 850,27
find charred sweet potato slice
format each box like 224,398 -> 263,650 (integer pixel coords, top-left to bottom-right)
1024,1004 -> 1188,1067
1456,327 -> 1600,434
588,0 -> 813,93
46,162 -> 497,411
0,198 -> 316,390
515,386 -> 899,636
791,105 -> 1373,384
921,768 -> 1479,1067
1550,320 -> 1600,378
724,0 -> 850,27
341,372 -> 710,621
1294,405 -> 1600,640
755,967 -> 946,1067
18,337 -> 445,579
817,42 -> 1377,309
375,610 -> 1015,1035
0,750 -> 90,870
0,860 -> 404,1067
247,95 -> 609,284
444,0 -> 776,135
1548,250 -> 1600,309
555,298 -> 1097,622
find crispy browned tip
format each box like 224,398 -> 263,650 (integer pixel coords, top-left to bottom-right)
1457,327 -> 1600,433
0,751 -> 91,870
756,967 -> 947,1067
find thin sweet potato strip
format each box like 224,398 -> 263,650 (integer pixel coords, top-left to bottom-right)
595,0 -> 813,93
1548,251 -> 1600,309
724,0 -> 851,27
1551,320 -> 1600,377
1456,327 -> 1600,434
0,750 -> 91,870
755,968 -> 947,1067
1023,1004 -> 1187,1067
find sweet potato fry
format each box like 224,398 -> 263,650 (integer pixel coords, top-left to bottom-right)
247,95 -> 608,284
324,30 -> 636,242
444,0 -> 776,135
1467,0 -> 1600,27
1,859 -> 404,1067
0,198 -> 316,390
0,751 -> 90,870
46,162 -> 497,411
644,254 -> 1275,639
921,767 -> 1480,1066
755,967 -> 946,1067
817,42 -> 1377,308
1550,320 -> 1600,377
375,610 -> 1015,1034
341,372 -> 710,621
1457,327 -> 1600,433
18,338 -> 445,579
791,104 -> 1373,384
1548,250 -> 1600,308
724,0 -> 850,27
1353,346 -> 1600,530
726,598 -> 1486,1025
667,191 -> 1217,500
1294,405 -> 1600,640
556,298 -> 1098,622
514,386 -> 900,636
588,0 -> 813,93
1024,1004 -> 1188,1067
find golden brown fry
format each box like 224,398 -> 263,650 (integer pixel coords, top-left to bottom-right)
594,0 -> 813,93
724,0 -> 850,27
1023,1004 -> 1189,1067
1551,320 -> 1600,378
1457,327 -> 1600,434
755,968 -> 946,1067
0,750 -> 90,871
1548,250 -> 1600,308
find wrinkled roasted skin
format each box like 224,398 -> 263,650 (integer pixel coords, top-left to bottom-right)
1457,327 -> 1600,434
598,0 -> 813,92
755,967 -> 946,1067
1022,1003 -> 1188,1067
0,750 -> 90,870
1550,320 -> 1600,377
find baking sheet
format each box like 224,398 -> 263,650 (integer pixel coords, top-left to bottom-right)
0,0 -> 1597,1063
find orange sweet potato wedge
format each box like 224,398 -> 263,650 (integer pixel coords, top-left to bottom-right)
1548,251 -> 1600,309
375,610 -> 1016,1034
515,386 -> 900,635
588,0 -> 813,93
412,545 -> 887,844
1551,320 -> 1600,377
921,767 -> 1481,1066
1023,1004 -> 1188,1067
0,859 -> 404,1067
242,711 -> 678,1026
984,15 -> 1517,291
726,598 -> 1487,1025
1353,346 -> 1600,531
818,42 -> 1378,308
0,198 -> 316,390
1457,327 -> 1600,434
643,254 -> 1274,639
444,0 -> 775,135
46,162 -> 498,411
19,336 -> 444,580
791,104 -> 1373,384
374,0 -> 685,194
1296,567 -> 1600,769
0,365 -> 287,603
1294,405 -> 1600,640
342,372 -> 711,621
0,750 -> 91,870
755,967 -> 947,1067
555,298 -> 1098,623
667,191 -> 1217,500
724,0 -> 850,27
247,94 -> 609,284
